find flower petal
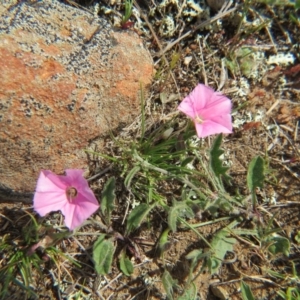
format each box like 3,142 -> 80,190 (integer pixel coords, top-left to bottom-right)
178,83 -> 233,138
33,170 -> 67,216
199,115 -> 232,137
178,95 -> 196,119
192,84 -> 215,112
34,191 -> 67,216
59,169 -> 99,230
53,169 -> 85,187
194,122 -> 204,138
33,169 -> 99,230
35,170 -> 67,192
61,191 -> 99,230
210,114 -> 233,132
200,94 -> 232,120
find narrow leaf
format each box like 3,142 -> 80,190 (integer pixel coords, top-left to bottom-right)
181,157 -> 194,167
119,251 -> 134,276
170,51 -> 181,70
124,166 -> 140,190
241,281 -> 255,300
126,203 -> 153,234
162,270 -> 176,300
168,201 -> 194,232
186,249 -> 203,261
93,234 -> 115,275
101,177 -> 116,225
156,228 -> 170,257
177,283 -> 197,300
210,134 -> 231,181
247,156 -> 265,191
168,202 -> 194,232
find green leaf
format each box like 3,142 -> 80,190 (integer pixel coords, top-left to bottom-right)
295,231 -> 300,244
268,235 -> 290,256
126,203 -> 153,234
181,157 -> 194,167
177,283 -> 197,300
119,251 -> 134,276
207,227 -> 236,274
162,270 -> 177,300
93,234 -> 115,275
101,177 -> 116,225
156,228 -> 170,257
186,249 -> 204,261
210,134 -> 231,182
247,156 -> 265,191
170,51 -> 181,70
186,249 -> 209,270
124,166 -> 140,190
121,0 -> 133,24
241,281 -> 255,300
168,202 -> 194,232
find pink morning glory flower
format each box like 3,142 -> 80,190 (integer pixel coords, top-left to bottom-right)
33,169 -> 99,230
178,84 -> 232,138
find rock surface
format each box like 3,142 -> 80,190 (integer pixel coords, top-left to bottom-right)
0,1 -> 153,194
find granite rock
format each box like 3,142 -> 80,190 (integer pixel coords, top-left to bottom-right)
0,1 -> 153,193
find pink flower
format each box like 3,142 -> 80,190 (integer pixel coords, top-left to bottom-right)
178,84 -> 232,138
33,169 -> 99,230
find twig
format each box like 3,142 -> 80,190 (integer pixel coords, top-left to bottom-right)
294,120 -> 299,141
87,165 -> 113,182
133,1 -> 181,95
156,5 -> 239,57
133,151 -> 211,199
197,36 -> 208,86
99,272 -> 123,292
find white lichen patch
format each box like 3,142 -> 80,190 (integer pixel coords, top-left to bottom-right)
158,0 -> 180,11
186,0 -> 203,13
159,15 -> 176,37
183,0 -> 205,20
267,53 -> 295,66
132,7 -> 149,34
232,108 -> 265,129
232,77 -> 250,98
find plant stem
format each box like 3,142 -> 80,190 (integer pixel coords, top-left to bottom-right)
133,151 -> 211,200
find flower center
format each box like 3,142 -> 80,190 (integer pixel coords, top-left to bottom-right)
66,187 -> 77,202
194,114 -> 203,124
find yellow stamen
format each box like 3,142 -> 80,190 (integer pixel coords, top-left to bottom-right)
195,114 -> 203,124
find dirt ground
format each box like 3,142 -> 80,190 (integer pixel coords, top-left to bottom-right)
0,0 -> 300,299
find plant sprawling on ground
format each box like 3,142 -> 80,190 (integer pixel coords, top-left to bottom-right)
0,0 -> 299,299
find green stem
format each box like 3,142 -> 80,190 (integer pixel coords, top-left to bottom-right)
189,216 -> 231,228
133,151 -> 211,200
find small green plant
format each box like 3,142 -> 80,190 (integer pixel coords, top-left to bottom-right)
278,287 -> 300,300
241,281 -> 255,300
121,0 -> 133,27
247,155 -> 265,209
87,82 -> 295,298
0,212 -> 75,299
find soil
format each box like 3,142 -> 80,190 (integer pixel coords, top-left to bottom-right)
1,0 -> 300,299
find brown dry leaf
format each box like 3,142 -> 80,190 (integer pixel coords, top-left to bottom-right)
262,66 -> 282,87
283,64 -> 300,76
243,121 -> 262,130
276,105 -> 300,124
247,87 -> 275,113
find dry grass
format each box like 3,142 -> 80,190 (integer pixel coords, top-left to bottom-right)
1,0 -> 300,299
